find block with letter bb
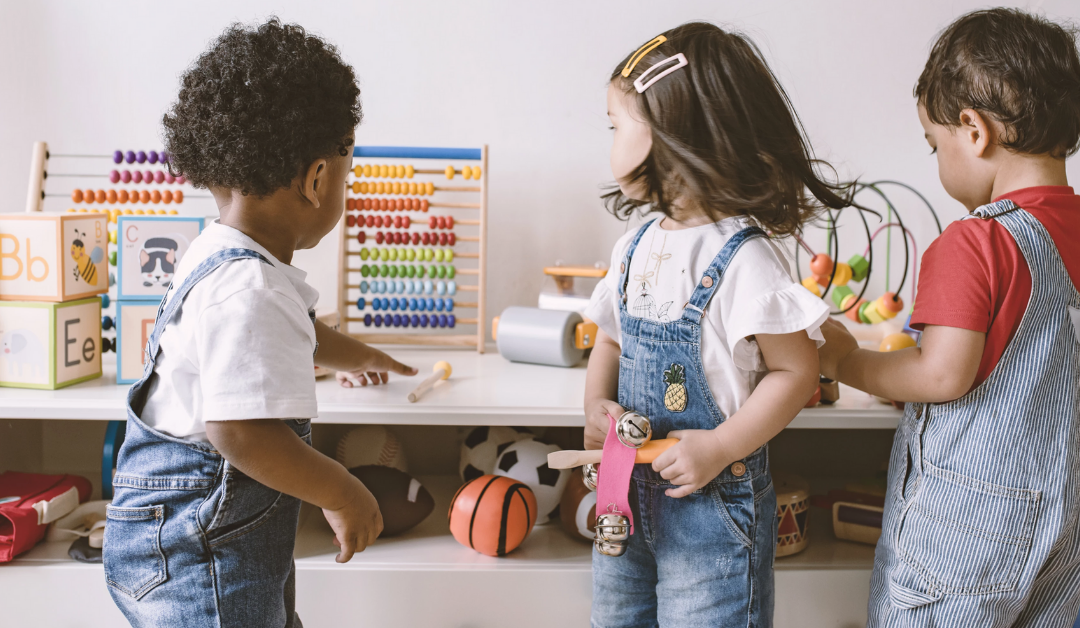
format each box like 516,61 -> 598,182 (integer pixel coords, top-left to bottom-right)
0,213 -> 109,302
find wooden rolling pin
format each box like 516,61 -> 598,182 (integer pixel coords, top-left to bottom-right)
547,438 -> 678,469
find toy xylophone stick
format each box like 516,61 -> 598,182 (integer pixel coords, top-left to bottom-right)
547,438 -> 679,469
407,361 -> 452,403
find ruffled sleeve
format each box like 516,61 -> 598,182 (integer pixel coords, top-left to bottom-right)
712,238 -> 829,372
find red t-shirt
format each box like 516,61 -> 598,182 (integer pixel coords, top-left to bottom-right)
910,186 -> 1080,391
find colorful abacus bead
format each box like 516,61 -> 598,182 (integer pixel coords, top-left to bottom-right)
801,275 -> 820,297
846,299 -> 866,323
810,254 -> 833,278
831,285 -> 854,309
848,254 -> 869,283
831,263 -> 853,287
874,292 -> 904,320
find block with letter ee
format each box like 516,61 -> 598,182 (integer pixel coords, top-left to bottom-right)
0,297 -> 102,389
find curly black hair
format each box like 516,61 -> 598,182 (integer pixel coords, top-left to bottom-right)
162,17 -> 361,196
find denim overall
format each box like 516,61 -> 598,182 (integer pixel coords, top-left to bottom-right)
103,248 -> 311,628
592,220 -> 778,628
869,201 -> 1080,627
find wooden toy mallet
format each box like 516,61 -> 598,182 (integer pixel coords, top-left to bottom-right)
407,361 -> 452,403
547,438 -> 678,469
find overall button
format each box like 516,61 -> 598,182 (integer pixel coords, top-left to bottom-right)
701,275 -> 714,288
730,462 -> 746,477
620,262 -> 626,273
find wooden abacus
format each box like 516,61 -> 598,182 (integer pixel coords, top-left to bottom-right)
339,145 -> 488,352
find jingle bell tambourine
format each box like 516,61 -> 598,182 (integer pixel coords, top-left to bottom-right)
594,511 -> 631,557
582,463 -> 598,491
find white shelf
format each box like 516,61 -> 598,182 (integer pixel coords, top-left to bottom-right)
0,347 -> 901,428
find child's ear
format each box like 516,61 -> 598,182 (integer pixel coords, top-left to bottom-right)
958,108 -> 994,158
300,159 -> 328,208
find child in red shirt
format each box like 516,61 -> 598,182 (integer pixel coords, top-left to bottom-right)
818,8 -> 1080,627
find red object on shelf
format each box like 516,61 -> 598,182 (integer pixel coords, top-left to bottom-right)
0,472 -> 92,562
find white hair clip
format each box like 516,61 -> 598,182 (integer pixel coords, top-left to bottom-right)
633,53 -> 688,93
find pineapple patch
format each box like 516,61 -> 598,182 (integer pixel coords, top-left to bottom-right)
663,363 -> 688,412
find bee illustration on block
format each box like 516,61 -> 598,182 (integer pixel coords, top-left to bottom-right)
71,229 -> 104,286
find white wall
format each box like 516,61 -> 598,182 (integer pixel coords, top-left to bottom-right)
2,0 -> 1078,330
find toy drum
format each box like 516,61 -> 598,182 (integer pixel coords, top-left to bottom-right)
775,473 -> 811,557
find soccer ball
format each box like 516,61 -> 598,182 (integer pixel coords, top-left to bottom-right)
494,439 -> 569,525
459,426 -> 533,482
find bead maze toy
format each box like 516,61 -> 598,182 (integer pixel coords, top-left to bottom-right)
339,146 -> 488,351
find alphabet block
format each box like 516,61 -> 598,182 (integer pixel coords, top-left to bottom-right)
116,216 -> 204,301
0,297 -> 102,389
0,214 -> 109,302
116,301 -> 159,384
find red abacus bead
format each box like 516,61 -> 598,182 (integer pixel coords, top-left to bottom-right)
362,198 -> 371,210
406,198 -> 416,211
118,190 -> 130,203
396,199 -> 404,211
95,190 -> 107,203
109,170 -> 120,184
177,176 -> 186,184
174,190 -> 184,203
71,190 -> 83,202
133,171 -> 144,184
346,215 -> 356,227
122,170 -> 132,183
446,216 -> 454,229
394,232 -> 404,244
365,215 -> 374,228
393,216 -> 402,228
144,170 -> 154,184
436,216 -> 446,229
139,190 -> 151,204
411,232 -> 421,245
154,171 -> 165,183
357,231 -> 366,244
151,190 -> 162,203
428,216 -> 438,229
346,198 -> 355,211
448,233 -> 456,246
380,199 -> 389,211
809,254 -> 834,277
402,216 -> 411,229
107,190 -> 118,203
422,232 -> 432,245
165,173 -> 176,184
162,190 -> 173,204
383,216 -> 392,228
421,199 -> 429,213
439,232 -> 448,246
376,232 -> 385,244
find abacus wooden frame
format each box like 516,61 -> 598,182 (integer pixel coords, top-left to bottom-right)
338,145 -> 488,353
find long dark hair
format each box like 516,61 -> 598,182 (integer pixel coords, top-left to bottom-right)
605,22 -> 856,236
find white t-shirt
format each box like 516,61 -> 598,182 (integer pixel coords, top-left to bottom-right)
585,216 -> 828,420
140,221 -> 320,442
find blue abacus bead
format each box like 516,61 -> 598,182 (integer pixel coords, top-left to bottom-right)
100,294 -> 110,308
125,150 -> 136,164
393,314 -> 403,327
400,315 -> 411,328
113,150 -> 124,164
374,314 -> 383,327
102,316 -> 114,331
372,299 -> 381,311
406,298 -> 415,311
413,280 -> 423,293
405,281 -> 414,295
445,298 -> 454,312
148,151 -> 159,164
426,298 -> 436,311
356,297 -> 366,310
421,280 -> 431,295
136,151 -> 147,164
359,281 -> 369,294
364,314 -> 372,327
447,280 -> 457,296
411,315 -> 420,327
396,280 -> 406,294
434,298 -> 444,312
420,314 -> 430,327
109,272 -> 116,287
383,298 -> 392,310
436,281 -> 446,296
439,314 -> 448,327
448,314 -> 456,328
391,298 -> 400,311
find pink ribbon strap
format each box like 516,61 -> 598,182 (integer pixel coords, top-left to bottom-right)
596,413 -> 636,533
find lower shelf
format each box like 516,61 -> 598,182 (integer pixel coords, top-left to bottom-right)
2,475 -> 876,627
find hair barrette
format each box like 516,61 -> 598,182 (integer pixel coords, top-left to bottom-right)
633,53 -> 688,93
621,35 -> 667,78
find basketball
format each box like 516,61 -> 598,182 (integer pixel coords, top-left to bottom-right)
448,474 -> 537,557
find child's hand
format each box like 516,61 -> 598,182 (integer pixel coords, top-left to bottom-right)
584,399 -> 624,450
652,428 -> 734,498
336,345 -> 418,387
817,318 -> 859,380
322,481 -> 384,563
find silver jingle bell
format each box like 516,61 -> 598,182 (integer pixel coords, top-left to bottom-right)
595,513 -> 631,543
595,538 -> 628,557
616,411 -> 652,449
582,463 -> 598,492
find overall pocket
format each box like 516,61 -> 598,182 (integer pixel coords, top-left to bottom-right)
617,356 -> 635,410
897,462 -> 1040,594
104,505 -> 167,600
707,476 -> 756,549
204,465 -> 287,546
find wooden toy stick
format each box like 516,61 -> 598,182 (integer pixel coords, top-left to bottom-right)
407,361 -> 452,403
547,438 -> 678,469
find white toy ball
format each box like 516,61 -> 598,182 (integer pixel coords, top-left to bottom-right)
459,426 -> 533,482
494,439 -> 569,525
336,425 -> 408,472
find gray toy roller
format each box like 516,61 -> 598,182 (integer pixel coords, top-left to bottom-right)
493,306 -> 597,367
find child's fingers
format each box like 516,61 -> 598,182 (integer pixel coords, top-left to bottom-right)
652,444 -> 679,473
666,483 -> 697,499
366,371 -> 380,385
335,532 -> 357,563
336,372 -> 353,388
386,358 -> 418,376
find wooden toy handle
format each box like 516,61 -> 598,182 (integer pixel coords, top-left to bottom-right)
547,438 -> 678,469
407,368 -> 446,403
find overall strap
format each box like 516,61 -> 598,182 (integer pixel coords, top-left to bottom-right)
970,198 -> 1019,220
144,248 -> 271,370
618,219 -> 658,300
681,226 -> 767,323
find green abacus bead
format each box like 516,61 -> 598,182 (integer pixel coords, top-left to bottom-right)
447,265 -> 456,279
109,250 -> 117,266
425,248 -> 435,262
434,249 -> 445,263
398,264 -> 408,277
360,265 -> 370,277
417,265 -> 426,278
391,248 -> 400,262
444,249 -> 454,262
379,264 -> 389,277
391,265 -> 401,278
359,248 -> 370,261
407,249 -> 416,261
848,254 -> 870,283
399,247 -> 407,260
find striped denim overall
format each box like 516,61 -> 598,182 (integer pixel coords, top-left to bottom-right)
592,220 -> 777,628
868,200 -> 1080,627
103,248 -> 310,628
